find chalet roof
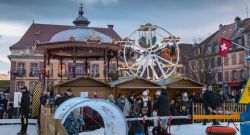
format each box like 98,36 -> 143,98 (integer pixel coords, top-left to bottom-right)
10,23 -> 121,50
155,77 -> 205,88
109,77 -> 163,89
55,76 -> 108,87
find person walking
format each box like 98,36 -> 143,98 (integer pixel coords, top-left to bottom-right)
202,85 -> 220,125
17,86 -> 30,135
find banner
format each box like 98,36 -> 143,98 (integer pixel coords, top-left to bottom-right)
31,82 -> 42,118
14,92 -> 22,108
239,79 -> 250,104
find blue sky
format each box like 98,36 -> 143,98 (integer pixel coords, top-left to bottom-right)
0,0 -> 250,74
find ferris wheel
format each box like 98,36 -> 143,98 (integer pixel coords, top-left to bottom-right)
121,23 -> 180,80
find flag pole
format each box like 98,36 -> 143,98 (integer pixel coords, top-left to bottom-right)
231,41 -> 249,51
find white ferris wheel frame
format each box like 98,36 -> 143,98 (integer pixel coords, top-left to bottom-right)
123,24 -> 180,80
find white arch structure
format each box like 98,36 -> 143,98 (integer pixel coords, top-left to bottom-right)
54,97 -> 127,135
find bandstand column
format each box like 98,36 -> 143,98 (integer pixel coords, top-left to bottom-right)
85,58 -> 88,75
107,57 -> 110,81
47,50 -> 51,91
43,51 -> 47,90
60,58 -> 63,82
104,55 -> 107,82
73,46 -> 76,78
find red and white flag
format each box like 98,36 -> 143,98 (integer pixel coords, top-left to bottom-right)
219,38 -> 231,57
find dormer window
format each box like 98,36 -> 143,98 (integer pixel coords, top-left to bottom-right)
35,31 -> 41,35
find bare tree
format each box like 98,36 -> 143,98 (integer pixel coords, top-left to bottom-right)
183,55 -> 218,85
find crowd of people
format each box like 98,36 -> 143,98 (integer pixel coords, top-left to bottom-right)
0,85 -> 243,135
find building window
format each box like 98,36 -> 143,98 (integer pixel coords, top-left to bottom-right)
240,70 -> 246,79
239,53 -> 245,64
92,64 -> 100,77
211,57 -> 215,67
75,65 -> 84,75
30,63 -> 38,77
218,72 -> 222,82
225,71 -> 229,81
238,38 -> 242,45
231,54 -> 237,65
232,70 -> 237,80
217,57 -> 222,66
248,34 -> 250,47
16,81 -> 25,92
224,56 -> 229,66
211,44 -> 216,53
29,81 -> 37,94
17,63 -> 26,77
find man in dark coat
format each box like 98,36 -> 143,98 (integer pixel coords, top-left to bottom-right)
202,85 -> 220,125
154,89 -> 170,116
0,95 -> 6,119
17,86 -> 30,135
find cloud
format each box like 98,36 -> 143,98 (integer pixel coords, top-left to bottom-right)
70,0 -> 119,6
0,22 -> 27,37
0,55 -> 10,63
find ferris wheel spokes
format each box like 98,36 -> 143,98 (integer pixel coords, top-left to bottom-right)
155,55 -> 176,66
154,56 -> 167,78
139,55 -> 151,77
149,60 -> 159,80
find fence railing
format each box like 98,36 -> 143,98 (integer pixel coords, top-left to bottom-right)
192,102 -> 247,123
40,105 -> 68,135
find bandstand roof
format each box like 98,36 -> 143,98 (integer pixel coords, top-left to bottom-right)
50,28 -> 113,43
37,41 -> 121,59
10,23 -> 121,50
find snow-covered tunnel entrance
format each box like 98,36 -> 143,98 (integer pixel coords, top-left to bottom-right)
54,97 -> 127,135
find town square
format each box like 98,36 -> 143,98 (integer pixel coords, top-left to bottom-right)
0,0 -> 250,135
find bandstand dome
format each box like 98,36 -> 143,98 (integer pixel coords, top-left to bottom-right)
49,27 -> 113,43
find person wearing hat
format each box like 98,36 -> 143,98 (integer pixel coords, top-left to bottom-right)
17,86 -> 30,135
141,90 -> 151,135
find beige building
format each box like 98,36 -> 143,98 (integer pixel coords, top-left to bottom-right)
185,17 -> 250,93
8,6 -> 122,99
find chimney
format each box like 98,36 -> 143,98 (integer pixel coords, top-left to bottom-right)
219,24 -> 223,31
235,16 -> 241,31
107,24 -> 114,29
